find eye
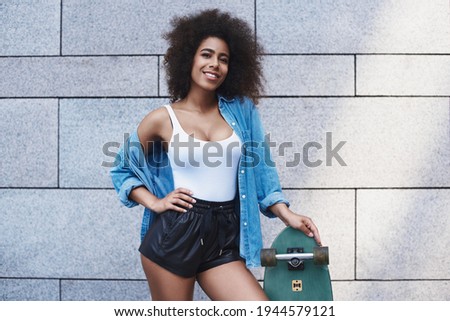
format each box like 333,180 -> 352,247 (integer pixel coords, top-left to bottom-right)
201,53 -> 211,58
220,57 -> 229,64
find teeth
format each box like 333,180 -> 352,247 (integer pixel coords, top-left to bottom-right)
205,72 -> 218,78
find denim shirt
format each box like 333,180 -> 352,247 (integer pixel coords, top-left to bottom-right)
110,96 -> 289,267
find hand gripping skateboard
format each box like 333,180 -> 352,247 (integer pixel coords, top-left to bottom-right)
261,227 -> 333,301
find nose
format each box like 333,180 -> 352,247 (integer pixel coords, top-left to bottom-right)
209,58 -> 219,68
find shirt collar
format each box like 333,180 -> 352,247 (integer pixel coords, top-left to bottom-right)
218,95 -> 236,104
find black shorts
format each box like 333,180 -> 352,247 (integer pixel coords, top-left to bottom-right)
139,198 -> 242,278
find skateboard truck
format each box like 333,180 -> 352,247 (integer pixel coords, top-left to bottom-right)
260,246 -> 329,268
287,248 -> 305,270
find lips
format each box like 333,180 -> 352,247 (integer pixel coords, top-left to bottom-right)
203,71 -> 220,80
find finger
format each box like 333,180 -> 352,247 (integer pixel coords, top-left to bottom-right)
174,187 -> 194,196
306,220 -> 322,246
160,192 -> 194,213
298,223 -> 314,238
295,216 -> 313,237
171,197 -> 194,209
173,192 -> 196,204
312,228 -> 322,247
172,188 -> 196,205
166,199 -> 192,213
169,204 -> 188,213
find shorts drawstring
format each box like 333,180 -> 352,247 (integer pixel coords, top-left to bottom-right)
196,201 -> 234,256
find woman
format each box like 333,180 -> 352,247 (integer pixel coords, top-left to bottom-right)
111,9 -> 321,301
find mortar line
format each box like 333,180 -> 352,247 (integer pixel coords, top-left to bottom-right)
354,188 -> 358,280
354,55 -> 357,96
1,95 -> 449,99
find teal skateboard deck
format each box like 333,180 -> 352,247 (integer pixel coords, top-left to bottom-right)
261,227 -> 333,301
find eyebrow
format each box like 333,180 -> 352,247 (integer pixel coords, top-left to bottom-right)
200,48 -> 229,57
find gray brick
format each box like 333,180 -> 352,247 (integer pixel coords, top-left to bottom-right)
258,97 -> 450,188
0,99 -> 58,187
0,57 -> 157,97
257,0 -> 450,53
263,55 -> 354,96
0,189 -> 144,279
0,0 -> 60,56
0,279 -> 60,301
333,281 -> 450,300
357,55 -> 450,96
62,0 -> 254,55
61,280 -> 149,301
61,280 -> 209,301
59,98 -> 167,188
162,55 -> 355,97
159,57 -> 169,97
357,189 -> 450,280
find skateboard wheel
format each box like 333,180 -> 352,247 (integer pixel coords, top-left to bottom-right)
313,246 -> 329,265
260,248 -> 277,266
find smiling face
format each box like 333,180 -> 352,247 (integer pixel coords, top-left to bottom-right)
190,37 -> 230,94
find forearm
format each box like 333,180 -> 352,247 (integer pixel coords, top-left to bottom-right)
129,186 -> 158,211
268,202 -> 292,225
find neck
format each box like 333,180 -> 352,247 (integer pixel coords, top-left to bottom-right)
184,86 -> 218,112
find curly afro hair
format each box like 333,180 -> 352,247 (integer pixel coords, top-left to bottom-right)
163,9 -> 264,103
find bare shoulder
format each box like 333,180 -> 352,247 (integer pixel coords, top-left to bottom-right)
137,106 -> 171,145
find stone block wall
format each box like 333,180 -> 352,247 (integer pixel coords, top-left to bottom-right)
1,0 -> 449,300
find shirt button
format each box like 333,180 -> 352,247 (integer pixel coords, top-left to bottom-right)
231,122 -> 236,126
243,222 -> 248,226
241,170 -> 245,174
242,194 -> 246,199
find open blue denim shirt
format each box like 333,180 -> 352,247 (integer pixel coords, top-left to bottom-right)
110,96 -> 289,267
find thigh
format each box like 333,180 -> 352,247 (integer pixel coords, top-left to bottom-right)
141,254 -> 196,301
197,260 -> 269,301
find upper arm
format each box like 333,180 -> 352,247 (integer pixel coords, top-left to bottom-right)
137,107 -> 171,154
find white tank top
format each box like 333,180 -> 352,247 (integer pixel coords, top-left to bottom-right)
165,105 -> 242,201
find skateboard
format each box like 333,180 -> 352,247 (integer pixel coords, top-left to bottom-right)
261,227 -> 333,301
